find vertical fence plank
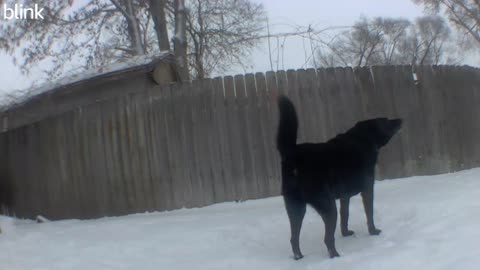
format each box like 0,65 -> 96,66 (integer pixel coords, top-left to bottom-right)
305,68 -> 326,142
224,76 -> 244,200
180,83 -> 198,207
165,85 -> 188,208
235,74 -> 258,199
390,66 -> 427,176
142,89 -> 163,211
255,72 -> 276,197
441,66 -> 464,171
126,94 -> 147,213
117,97 -> 137,213
204,78 -> 226,203
55,115 -> 70,218
87,102 -> 109,217
245,73 -> 266,198
370,66 -> 405,179
472,68 -> 480,166
195,79 -> 215,206
173,83 -> 195,207
296,69 -> 316,142
7,129 -> 29,217
323,67 -> 346,136
98,100 -> 116,215
149,87 -> 175,211
212,77 -> 235,201
104,98 -> 127,215
416,66 -> 448,174
286,70 -> 305,142
315,68 -> 334,140
266,71 -> 282,195
131,93 -> 155,212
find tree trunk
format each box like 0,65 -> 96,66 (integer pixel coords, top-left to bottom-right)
174,0 -> 189,81
150,0 -> 170,52
124,0 -> 145,55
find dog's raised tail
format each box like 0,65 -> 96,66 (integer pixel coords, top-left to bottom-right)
277,95 -> 298,158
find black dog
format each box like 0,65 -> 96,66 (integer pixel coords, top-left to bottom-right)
276,95 -> 402,260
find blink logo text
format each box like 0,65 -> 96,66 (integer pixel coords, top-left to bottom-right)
3,4 -> 45,20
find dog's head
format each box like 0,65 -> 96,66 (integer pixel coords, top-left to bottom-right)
351,118 -> 403,148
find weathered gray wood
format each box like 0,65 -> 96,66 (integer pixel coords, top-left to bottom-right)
179,82 -> 198,207
244,73 -> 266,198
124,94 -> 146,213
417,66 -> 448,174
142,88 -> 165,211
131,93 -> 155,211
149,86 -> 175,210
172,83 -> 195,207
390,66 -> 426,176
296,69 -> 316,142
59,112 -> 81,217
1,66 -> 480,220
235,74 -> 257,199
323,67 -> 346,137
212,77 -> 235,201
86,102 -> 109,217
255,72 -> 276,197
51,114 -> 70,219
98,101 -> 115,215
315,68 -> 334,140
193,79 -> 215,206
224,76 -> 245,200
164,85 -> 186,208
286,70 -> 305,142
266,71 -> 282,195
116,97 -> 137,213
205,78 -> 227,203
304,68 -> 325,141
102,98 -> 129,215
370,66 -> 405,179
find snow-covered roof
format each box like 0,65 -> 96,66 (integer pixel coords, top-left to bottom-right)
0,52 -> 171,112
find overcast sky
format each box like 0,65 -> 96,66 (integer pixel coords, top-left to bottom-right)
0,0 -> 428,95
229,0 -> 425,75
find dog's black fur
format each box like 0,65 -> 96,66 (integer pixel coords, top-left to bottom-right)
277,95 -> 402,260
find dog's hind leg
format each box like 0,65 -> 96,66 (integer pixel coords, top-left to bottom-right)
361,187 -> 381,235
311,198 -> 340,258
284,195 -> 306,260
340,197 -> 355,237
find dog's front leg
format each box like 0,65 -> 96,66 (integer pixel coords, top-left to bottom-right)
361,187 -> 381,235
340,197 -> 355,236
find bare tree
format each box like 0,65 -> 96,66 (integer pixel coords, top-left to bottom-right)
150,0 -> 171,51
1,0 -> 266,81
414,16 -> 452,64
173,0 -> 189,80
169,0 -> 266,79
315,17 -> 385,66
314,16 -> 455,67
0,0 -> 159,79
413,0 -> 480,47
315,46 -> 349,67
374,18 -> 411,64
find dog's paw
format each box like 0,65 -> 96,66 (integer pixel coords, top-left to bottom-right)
341,230 -> 355,237
328,249 -> 340,258
369,228 -> 382,235
293,253 -> 304,260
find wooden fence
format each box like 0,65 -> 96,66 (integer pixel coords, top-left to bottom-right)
1,65 -> 480,220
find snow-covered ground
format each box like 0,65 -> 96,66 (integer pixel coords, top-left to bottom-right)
1,168 -> 480,270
